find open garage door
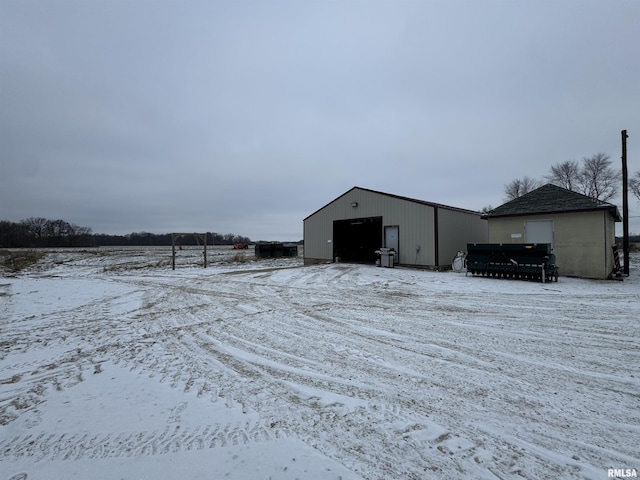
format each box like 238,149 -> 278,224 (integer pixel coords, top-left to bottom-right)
333,217 -> 382,263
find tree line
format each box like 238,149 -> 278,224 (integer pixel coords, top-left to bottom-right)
93,232 -> 252,247
0,218 -> 94,248
499,152 -> 640,206
0,218 -> 252,248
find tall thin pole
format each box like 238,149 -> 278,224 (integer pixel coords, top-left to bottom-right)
622,130 -> 629,275
172,233 -> 176,270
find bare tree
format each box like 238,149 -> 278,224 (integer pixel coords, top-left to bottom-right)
504,176 -> 541,201
47,219 -> 72,237
577,153 -> 620,202
630,171 -> 640,201
546,160 -> 580,191
21,217 -> 50,239
545,153 -> 621,202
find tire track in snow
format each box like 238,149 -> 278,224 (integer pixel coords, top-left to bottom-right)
130,266 -> 499,479
0,420 -> 288,462
81,268 -> 479,478
210,265 -> 638,478
0,282 -> 152,427
4,258 -> 638,479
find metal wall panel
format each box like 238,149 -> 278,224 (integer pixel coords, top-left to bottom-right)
304,187 -> 485,268
437,208 -> 489,267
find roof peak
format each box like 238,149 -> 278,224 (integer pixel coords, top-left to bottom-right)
487,183 -> 621,221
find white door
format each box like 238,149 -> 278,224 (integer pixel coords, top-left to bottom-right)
384,226 -> 399,264
525,220 -> 553,247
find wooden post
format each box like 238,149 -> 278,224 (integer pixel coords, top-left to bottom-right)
622,130 -> 629,275
203,233 -> 207,268
171,233 -> 207,269
171,233 -> 176,270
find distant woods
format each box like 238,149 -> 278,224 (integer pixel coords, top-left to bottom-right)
0,218 -> 252,248
1,218 -> 94,248
92,231 -> 252,248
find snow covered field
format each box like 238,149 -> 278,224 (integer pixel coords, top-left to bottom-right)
1,246 -> 639,480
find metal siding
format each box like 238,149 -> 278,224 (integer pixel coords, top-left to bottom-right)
303,202 -> 340,262
345,189 -> 436,265
305,188 -> 485,267
437,208 -> 488,266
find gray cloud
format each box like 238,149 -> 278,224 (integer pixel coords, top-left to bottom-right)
1,0 -> 639,239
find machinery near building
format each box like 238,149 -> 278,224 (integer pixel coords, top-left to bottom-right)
375,248 -> 395,268
254,242 -> 299,258
465,243 -> 559,283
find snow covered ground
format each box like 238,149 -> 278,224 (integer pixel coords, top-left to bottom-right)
1,246 -> 638,480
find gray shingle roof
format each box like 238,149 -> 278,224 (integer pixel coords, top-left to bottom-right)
486,184 -> 622,221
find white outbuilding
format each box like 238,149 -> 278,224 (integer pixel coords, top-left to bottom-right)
484,184 -> 622,279
303,186 -> 488,268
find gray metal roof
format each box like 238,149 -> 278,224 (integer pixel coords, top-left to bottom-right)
485,184 -> 622,221
304,186 -> 483,221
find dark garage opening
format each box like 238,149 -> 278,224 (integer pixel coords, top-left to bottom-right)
333,217 -> 382,263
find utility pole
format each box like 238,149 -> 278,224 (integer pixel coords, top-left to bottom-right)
622,130 -> 629,275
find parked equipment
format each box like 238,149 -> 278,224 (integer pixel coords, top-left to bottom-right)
375,248 -> 395,268
466,243 -> 558,283
452,251 -> 467,272
254,242 -> 298,258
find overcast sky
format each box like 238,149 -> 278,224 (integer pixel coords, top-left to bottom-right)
1,0 -> 639,240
